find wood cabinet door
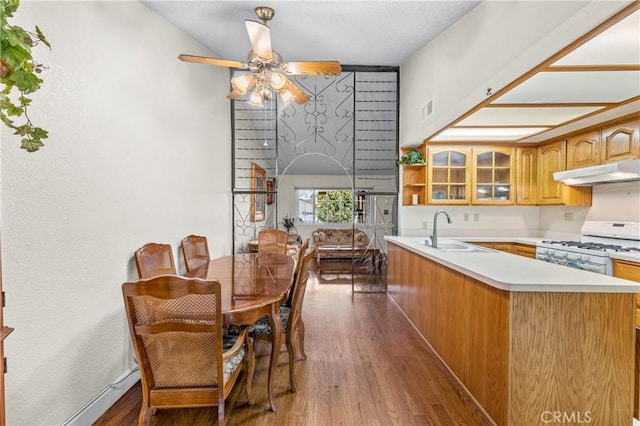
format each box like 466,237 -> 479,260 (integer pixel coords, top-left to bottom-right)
516,147 -> 537,205
567,130 -> 600,169
427,148 -> 470,204
471,147 -> 514,205
537,140 -> 566,205
512,243 -> 536,258
612,259 -> 640,326
601,119 -> 640,163
471,242 -> 495,249
493,243 -> 513,253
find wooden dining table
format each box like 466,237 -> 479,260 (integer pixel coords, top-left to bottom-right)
186,252 -> 296,412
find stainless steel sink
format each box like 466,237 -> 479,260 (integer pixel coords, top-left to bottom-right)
419,240 -> 493,253
434,242 -> 471,250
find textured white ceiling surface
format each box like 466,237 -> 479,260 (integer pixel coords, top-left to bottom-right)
434,7 -> 640,144
143,1 -> 639,146
141,0 -> 481,66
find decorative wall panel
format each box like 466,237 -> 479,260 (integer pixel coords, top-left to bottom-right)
231,67 -> 399,292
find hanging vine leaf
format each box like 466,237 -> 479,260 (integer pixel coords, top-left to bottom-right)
0,0 -> 50,152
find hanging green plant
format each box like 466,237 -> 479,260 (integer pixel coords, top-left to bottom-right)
398,149 -> 426,165
1,0 -> 50,152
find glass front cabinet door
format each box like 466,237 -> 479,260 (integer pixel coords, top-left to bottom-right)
471,147 -> 514,205
427,148 -> 470,204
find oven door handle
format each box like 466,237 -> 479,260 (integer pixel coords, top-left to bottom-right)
579,262 -> 606,274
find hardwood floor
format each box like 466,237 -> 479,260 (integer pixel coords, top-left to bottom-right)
94,267 -> 488,425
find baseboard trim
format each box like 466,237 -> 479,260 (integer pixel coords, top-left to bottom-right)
62,367 -> 140,426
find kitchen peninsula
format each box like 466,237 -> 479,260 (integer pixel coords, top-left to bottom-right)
386,236 -> 640,426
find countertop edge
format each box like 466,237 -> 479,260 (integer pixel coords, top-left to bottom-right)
385,236 -> 640,293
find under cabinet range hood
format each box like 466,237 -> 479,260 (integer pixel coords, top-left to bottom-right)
553,159 -> 640,186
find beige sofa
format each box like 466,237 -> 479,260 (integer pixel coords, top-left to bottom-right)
312,228 -> 371,267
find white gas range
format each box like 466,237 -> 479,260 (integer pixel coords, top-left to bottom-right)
535,221 -> 640,275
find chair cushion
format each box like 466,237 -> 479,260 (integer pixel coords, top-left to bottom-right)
227,306 -> 291,337
249,306 -> 291,335
222,334 -> 246,383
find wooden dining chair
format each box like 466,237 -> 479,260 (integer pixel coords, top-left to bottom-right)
281,238 -> 310,307
251,246 -> 316,392
134,243 -> 177,279
122,275 -> 254,426
258,229 -> 288,255
181,234 -> 210,273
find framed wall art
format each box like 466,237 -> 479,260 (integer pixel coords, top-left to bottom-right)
251,162 -> 266,222
266,178 -> 275,205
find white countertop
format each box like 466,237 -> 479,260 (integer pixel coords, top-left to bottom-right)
610,251 -> 640,262
385,236 -> 640,293
456,236 -> 545,245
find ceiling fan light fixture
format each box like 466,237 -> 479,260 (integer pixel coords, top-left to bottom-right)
248,86 -> 273,107
248,90 -> 264,107
231,74 -> 255,95
227,90 -> 244,99
179,6 -> 341,107
270,70 -> 288,91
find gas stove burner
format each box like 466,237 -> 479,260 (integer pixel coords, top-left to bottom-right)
541,240 -> 639,252
538,222 -> 640,276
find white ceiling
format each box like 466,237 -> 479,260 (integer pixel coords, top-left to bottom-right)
434,7 -> 640,143
143,1 -> 640,146
141,1 -> 481,66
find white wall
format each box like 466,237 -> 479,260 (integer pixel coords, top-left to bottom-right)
537,181 -> 640,238
588,181 -> 640,222
399,0 -> 631,147
399,184 -> 640,240
398,0 -> 634,238
400,205 -> 540,238
1,2 -> 231,424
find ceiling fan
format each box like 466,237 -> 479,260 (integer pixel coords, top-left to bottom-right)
178,6 -> 342,107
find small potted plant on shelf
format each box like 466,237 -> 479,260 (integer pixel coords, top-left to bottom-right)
398,149 -> 426,165
281,215 -> 296,234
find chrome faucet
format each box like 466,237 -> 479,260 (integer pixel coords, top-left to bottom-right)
430,210 -> 452,248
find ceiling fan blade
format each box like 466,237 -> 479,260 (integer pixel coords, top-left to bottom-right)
178,54 -> 245,69
284,61 -> 342,76
282,80 -> 309,104
245,20 -> 272,60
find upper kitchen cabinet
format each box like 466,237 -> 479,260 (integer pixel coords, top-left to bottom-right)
516,147 -> 537,205
400,144 -> 427,206
427,148 -> 470,204
567,130 -> 601,169
538,140 -> 592,206
471,147 -> 514,205
601,118 -> 640,164
565,116 -> 640,170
